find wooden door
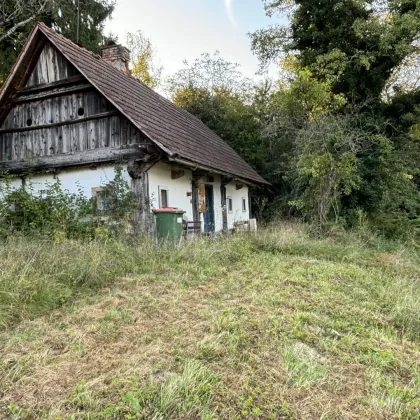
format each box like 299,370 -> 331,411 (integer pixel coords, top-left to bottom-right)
203,185 -> 215,232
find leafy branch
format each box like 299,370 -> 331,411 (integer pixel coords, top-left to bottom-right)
0,0 -> 50,42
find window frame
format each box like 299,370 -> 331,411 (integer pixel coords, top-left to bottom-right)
158,186 -> 169,208
92,186 -> 112,212
227,196 -> 233,214
242,197 -> 247,213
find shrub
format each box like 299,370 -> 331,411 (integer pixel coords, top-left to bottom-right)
0,177 -> 93,239
0,166 -> 138,239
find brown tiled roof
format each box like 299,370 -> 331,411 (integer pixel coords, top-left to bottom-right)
33,24 -> 267,184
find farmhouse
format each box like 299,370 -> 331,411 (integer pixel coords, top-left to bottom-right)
0,23 -> 267,233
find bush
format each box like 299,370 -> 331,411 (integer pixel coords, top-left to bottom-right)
0,177 -> 93,239
0,166 -> 138,240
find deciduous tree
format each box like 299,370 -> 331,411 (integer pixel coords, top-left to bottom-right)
251,0 -> 420,103
126,30 -> 163,89
166,52 -> 252,97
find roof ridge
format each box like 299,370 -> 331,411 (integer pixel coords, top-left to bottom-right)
38,24 -> 103,60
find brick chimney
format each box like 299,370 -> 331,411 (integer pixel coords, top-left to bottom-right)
101,44 -> 130,74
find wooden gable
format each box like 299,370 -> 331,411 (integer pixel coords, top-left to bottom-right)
26,42 -> 79,87
0,41 -> 155,173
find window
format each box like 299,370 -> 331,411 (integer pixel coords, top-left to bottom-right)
160,189 -> 168,208
242,197 -> 247,213
92,187 -> 112,211
158,186 -> 169,208
8,201 -> 18,212
227,197 -> 233,213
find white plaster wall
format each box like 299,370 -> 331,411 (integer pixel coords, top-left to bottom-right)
0,161 -> 251,233
213,176 -> 224,232
0,177 -> 22,198
225,182 -> 250,230
0,165 -> 130,198
148,161 -> 194,222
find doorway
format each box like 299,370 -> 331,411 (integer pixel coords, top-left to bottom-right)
203,184 -> 215,232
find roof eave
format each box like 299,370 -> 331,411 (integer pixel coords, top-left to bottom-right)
167,156 -> 269,187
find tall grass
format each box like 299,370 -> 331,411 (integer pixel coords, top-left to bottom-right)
1,224 -> 420,342
0,237 -> 135,327
0,234 -> 250,329
2,223 -> 420,419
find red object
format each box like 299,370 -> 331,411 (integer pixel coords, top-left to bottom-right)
152,207 -> 184,213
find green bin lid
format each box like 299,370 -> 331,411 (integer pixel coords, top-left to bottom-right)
152,207 -> 185,214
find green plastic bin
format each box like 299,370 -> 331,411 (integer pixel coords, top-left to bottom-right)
153,207 -> 185,242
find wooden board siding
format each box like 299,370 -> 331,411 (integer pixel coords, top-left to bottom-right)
0,41 -> 154,171
0,91 -> 147,162
26,41 -> 79,87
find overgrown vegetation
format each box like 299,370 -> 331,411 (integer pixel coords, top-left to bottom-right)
0,166 -> 138,239
162,1 -> 420,239
1,224 -> 420,418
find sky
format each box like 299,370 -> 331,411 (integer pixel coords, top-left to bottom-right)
105,0 -> 275,80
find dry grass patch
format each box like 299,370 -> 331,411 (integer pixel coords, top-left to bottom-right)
1,224 -> 420,418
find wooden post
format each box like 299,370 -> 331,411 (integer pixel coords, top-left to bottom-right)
221,185 -> 228,232
221,176 -> 231,232
192,175 -> 201,224
127,159 -> 154,236
248,187 -> 253,218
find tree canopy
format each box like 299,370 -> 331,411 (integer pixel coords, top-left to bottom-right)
126,30 -> 163,89
251,0 -> 420,103
248,0 -> 420,232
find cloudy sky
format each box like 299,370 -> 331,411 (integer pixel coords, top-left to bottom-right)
105,0 -> 275,79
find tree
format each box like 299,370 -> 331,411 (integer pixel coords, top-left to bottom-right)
251,0 -> 420,103
290,110 -> 387,224
0,0 -> 115,85
168,53 -> 268,166
0,0 -> 50,43
247,0 -> 420,234
126,30 -> 163,89
175,85 -> 268,170
166,52 -> 252,97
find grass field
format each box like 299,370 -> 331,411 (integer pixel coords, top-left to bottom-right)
0,224 -> 419,419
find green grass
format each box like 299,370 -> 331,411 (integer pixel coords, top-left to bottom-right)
1,223 -> 420,419
282,343 -> 328,388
